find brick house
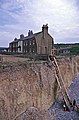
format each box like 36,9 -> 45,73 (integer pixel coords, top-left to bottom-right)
9,24 -> 54,56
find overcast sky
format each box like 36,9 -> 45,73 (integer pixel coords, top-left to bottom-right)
0,0 -> 79,47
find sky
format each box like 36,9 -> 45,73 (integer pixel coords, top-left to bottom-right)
0,0 -> 79,47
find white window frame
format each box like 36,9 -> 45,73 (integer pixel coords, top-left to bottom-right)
30,41 -> 31,45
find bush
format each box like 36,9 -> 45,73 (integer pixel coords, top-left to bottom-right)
70,46 -> 79,55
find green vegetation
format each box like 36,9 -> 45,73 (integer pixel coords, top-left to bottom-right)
70,46 -> 79,55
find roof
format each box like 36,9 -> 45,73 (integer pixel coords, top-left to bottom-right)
23,31 -> 42,40
10,39 -> 20,43
10,32 -> 42,44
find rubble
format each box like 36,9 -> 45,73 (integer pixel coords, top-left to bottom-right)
14,107 -> 54,120
50,75 -> 79,120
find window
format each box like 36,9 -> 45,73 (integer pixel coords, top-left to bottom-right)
29,49 -> 31,53
45,47 -> 47,54
24,42 -> 26,46
39,46 -> 42,54
18,46 -> 21,51
33,41 -> 35,45
13,44 -> 15,47
26,42 -> 27,46
30,41 -> 31,45
20,47 -> 21,51
24,49 -> 25,53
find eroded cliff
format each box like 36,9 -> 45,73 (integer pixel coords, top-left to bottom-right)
0,55 -> 79,120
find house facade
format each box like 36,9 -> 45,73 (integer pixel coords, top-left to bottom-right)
9,24 -> 54,56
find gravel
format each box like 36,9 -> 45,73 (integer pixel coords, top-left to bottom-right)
49,75 -> 79,120
14,107 -> 53,120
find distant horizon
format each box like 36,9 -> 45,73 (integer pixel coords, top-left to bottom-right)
0,0 -> 79,47
1,42 -> 79,48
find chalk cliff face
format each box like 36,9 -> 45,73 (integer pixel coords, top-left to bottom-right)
0,55 -> 79,120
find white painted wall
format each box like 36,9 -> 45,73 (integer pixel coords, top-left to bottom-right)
18,41 -> 23,53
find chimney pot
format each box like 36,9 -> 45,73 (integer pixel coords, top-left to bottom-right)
42,24 -> 48,38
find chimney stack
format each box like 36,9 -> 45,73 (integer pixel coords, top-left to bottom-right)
20,34 -> 24,39
14,38 -> 17,41
42,24 -> 48,38
28,30 -> 33,36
